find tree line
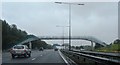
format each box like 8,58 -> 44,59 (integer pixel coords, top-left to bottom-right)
2,19 -> 28,50
31,40 -> 53,49
1,19 -> 53,50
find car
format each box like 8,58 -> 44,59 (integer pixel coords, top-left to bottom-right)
39,47 -> 44,51
10,45 -> 31,58
54,48 -> 58,51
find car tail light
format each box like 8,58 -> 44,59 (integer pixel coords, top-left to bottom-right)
24,50 -> 26,52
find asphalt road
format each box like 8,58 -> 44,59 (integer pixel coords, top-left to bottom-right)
0,51 -> 2,65
2,49 -> 67,64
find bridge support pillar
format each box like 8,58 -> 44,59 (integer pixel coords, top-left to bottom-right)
29,42 -> 32,49
91,41 -> 94,51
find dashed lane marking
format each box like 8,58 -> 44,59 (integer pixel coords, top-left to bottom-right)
32,58 -> 36,61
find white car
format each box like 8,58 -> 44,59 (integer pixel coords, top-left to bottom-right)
10,45 -> 31,58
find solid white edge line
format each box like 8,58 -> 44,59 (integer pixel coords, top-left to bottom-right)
58,50 -> 70,65
65,56 -> 78,65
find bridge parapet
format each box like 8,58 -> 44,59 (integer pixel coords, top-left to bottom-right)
38,36 -> 107,47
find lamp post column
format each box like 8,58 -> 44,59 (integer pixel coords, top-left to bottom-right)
69,4 -> 71,51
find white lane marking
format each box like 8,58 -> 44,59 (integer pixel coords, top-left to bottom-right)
58,50 -> 70,65
32,58 -> 36,61
65,55 -> 78,65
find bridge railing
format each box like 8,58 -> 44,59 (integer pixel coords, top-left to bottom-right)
39,36 -> 107,46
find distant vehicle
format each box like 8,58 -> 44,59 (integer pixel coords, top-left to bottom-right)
54,48 -> 58,51
80,49 -> 85,51
10,45 -> 31,58
39,47 -> 44,51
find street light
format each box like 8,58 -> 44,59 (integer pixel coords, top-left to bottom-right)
55,2 -> 84,51
56,25 -> 69,49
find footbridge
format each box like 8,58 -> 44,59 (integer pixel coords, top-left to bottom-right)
16,36 -> 107,50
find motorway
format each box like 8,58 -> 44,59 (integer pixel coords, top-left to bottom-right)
2,49 -> 67,64
0,51 -> 2,65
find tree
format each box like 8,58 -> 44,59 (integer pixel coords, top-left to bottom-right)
114,39 -> 120,44
79,46 -> 84,49
31,40 -> 51,49
2,19 -> 50,50
2,20 -> 28,50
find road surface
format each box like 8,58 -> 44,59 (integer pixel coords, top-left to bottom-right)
2,49 -> 67,64
0,51 -> 2,65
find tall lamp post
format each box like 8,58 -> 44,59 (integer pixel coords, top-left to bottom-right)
56,25 -> 69,49
55,2 -> 84,51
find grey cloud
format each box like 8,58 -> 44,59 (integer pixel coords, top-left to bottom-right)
2,2 -> 118,45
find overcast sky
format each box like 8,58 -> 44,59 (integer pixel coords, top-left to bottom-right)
2,2 -> 118,46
